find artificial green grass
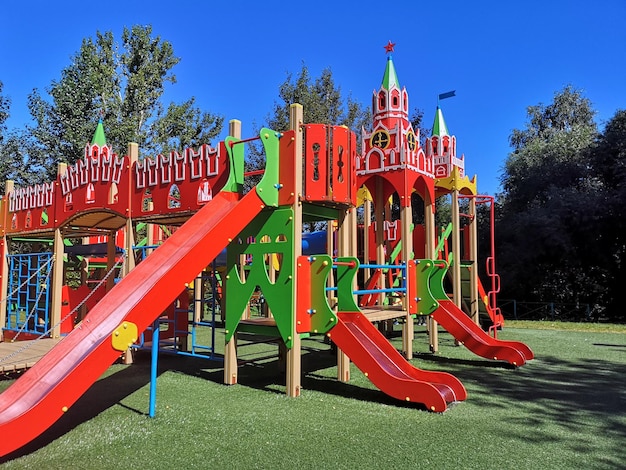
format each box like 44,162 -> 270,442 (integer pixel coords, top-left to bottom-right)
1,325 -> 625,469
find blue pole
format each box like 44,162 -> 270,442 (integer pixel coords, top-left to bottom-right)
149,321 -> 159,418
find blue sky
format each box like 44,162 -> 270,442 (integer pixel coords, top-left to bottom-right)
1,0 -> 625,195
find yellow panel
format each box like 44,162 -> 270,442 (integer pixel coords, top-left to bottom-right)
112,322 -> 138,351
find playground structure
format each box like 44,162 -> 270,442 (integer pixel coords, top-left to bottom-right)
0,50 -> 533,456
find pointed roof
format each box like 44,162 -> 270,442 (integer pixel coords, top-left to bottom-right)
432,106 -> 449,136
91,119 -> 107,146
381,55 -> 400,90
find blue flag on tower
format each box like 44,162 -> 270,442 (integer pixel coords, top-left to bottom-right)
438,90 -> 456,102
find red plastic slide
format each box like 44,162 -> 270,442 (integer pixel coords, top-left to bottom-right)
432,299 -> 534,366
328,311 -> 466,412
0,189 -> 265,457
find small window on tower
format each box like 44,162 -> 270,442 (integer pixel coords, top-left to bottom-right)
432,137 -> 439,156
379,91 -> 386,110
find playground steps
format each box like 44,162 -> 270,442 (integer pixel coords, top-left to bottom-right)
0,338 -> 62,373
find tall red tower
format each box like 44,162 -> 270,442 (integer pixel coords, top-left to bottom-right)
357,47 -> 433,186
355,44 -> 437,360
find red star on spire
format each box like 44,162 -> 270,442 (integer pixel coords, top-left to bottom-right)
384,40 -> 396,53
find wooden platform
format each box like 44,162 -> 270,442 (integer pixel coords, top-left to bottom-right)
0,337 -> 61,373
361,306 -> 408,322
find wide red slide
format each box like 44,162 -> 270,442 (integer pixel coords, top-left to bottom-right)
433,299 -> 534,366
328,311 -> 466,412
0,189 -> 265,457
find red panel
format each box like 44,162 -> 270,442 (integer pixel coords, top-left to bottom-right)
54,147 -> 130,228
331,126 -> 350,204
130,143 -> 229,218
295,255 -> 312,333
349,130 -> 357,206
278,130 -> 297,206
303,124 -> 329,201
413,224 -> 426,259
5,182 -> 57,234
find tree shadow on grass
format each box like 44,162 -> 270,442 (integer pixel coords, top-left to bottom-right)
413,352 -> 517,369
444,354 -> 626,467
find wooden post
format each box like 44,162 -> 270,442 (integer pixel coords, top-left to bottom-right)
363,197 -> 371,281
0,180 -> 14,341
400,203 -> 413,359
224,119 -> 242,387
425,193 -> 439,353
49,227 -> 64,338
124,142 -> 139,277
106,231 -> 117,293
286,104 -> 303,397
336,210 -> 351,382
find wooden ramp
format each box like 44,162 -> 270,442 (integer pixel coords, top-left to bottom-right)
0,338 -> 62,373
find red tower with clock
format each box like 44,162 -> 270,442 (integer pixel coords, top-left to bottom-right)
355,43 -> 438,359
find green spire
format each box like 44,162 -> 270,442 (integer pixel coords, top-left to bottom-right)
432,106 -> 449,136
381,55 -> 400,90
91,119 -> 107,146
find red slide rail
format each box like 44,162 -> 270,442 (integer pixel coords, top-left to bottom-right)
432,299 -> 534,366
328,311 -> 466,412
0,189 -> 265,457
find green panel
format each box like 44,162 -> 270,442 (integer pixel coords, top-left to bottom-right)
225,208 -> 296,348
224,136 -> 245,193
335,257 -> 360,313
305,254 -> 338,334
414,259 -> 444,315
254,127 -> 281,208
302,203 -> 341,221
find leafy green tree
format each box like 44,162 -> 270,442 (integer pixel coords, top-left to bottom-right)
246,64 -> 369,173
27,25 -> 223,178
586,110 -> 626,320
0,81 -> 8,142
0,82 -> 42,192
497,86 -> 601,319
410,107 -> 430,146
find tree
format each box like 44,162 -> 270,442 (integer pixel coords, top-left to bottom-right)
410,107 -> 430,146
27,25 -> 223,179
0,81 -> 9,143
496,86 -> 602,319
0,82 -> 42,192
245,64 -> 369,193
586,109 -> 626,320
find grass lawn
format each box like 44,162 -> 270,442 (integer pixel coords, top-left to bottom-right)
0,322 -> 624,469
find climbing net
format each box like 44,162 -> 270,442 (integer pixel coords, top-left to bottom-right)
0,256 -> 124,366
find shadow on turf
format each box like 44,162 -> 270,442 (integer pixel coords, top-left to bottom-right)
451,354 -> 626,467
4,339 -> 625,466
0,351 -> 224,463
